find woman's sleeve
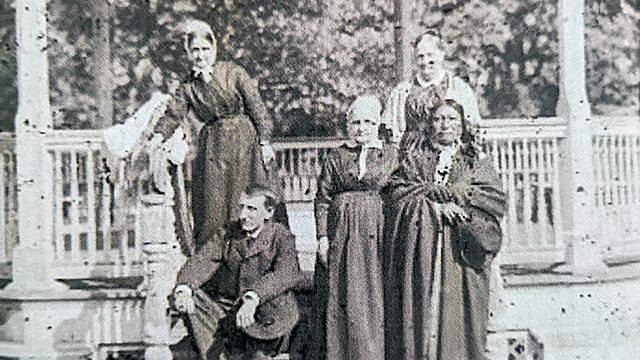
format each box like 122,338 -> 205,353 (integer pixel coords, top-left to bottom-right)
314,150 -> 337,238
450,77 -> 481,127
153,85 -> 189,141
235,65 -> 273,143
381,82 -> 411,144
453,156 -> 506,220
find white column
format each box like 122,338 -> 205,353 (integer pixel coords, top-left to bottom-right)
556,0 -> 605,274
1,0 -> 66,293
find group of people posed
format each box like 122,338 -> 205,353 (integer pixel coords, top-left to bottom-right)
158,18 -> 506,360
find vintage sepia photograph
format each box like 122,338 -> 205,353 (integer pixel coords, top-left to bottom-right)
0,0 -> 638,359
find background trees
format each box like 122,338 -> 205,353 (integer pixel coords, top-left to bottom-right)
0,0 -> 636,134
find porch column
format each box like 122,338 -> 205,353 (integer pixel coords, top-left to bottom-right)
3,0 -> 65,293
556,0 -> 605,274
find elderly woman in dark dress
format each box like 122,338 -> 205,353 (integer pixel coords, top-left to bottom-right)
310,95 -> 398,360
383,99 -> 506,360
155,19 -> 281,252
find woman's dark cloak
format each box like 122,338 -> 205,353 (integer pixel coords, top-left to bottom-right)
382,137 -> 506,360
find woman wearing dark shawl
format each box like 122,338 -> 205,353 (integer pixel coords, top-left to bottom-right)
310,95 -> 398,360
154,19 -> 285,253
383,99 -> 506,360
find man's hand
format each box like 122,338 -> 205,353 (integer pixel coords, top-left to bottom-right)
261,143 -> 275,164
317,236 -> 329,265
442,202 -> 469,225
236,292 -> 259,329
173,285 -> 195,314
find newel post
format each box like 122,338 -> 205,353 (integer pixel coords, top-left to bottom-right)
556,0 -> 605,274
140,190 -> 181,360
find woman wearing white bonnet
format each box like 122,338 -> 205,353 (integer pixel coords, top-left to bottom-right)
310,94 -> 398,360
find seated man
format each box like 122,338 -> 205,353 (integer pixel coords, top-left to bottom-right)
173,185 -> 301,360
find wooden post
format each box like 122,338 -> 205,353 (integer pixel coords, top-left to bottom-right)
1,0 -> 66,294
394,0 -> 431,83
91,0 -> 113,129
556,0 -> 605,274
140,190 -> 182,360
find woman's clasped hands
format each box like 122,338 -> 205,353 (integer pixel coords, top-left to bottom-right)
427,184 -> 469,225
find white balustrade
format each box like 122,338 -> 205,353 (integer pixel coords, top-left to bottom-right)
44,130 -> 146,279
591,116 -> 640,262
1,116 -> 640,277
272,138 -> 346,202
272,119 -> 571,265
480,118 -> 568,264
86,297 -> 145,360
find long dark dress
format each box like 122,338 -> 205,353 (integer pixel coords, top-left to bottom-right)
383,136 -> 506,360
311,143 -> 398,360
155,61 -> 275,251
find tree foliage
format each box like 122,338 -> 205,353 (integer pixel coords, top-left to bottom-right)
584,0 -> 639,114
0,0 -> 15,132
439,0 -> 560,118
0,0 -> 635,134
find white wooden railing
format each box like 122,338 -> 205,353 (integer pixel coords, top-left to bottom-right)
272,138 -> 345,202
44,130 -> 145,279
52,295 -> 146,359
591,116 -> 640,263
1,116 -> 640,278
272,118 -> 570,265
480,118 -> 568,264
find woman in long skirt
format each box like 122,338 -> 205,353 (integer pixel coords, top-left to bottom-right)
383,99 -> 506,360
153,19 -> 286,253
311,95 -> 398,360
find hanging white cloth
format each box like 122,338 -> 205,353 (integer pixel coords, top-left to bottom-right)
353,138 -> 383,180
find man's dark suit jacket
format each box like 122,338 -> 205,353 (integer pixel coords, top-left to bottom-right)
176,220 -> 301,356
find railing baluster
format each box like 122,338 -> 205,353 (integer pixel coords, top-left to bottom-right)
100,159 -> 113,262
614,135 -> 622,205
542,140 -> 552,246
506,140 -> 517,250
103,300 -> 112,345
522,140 -> 533,247
634,136 -> 640,237
552,138 -> 563,250
92,303 -> 101,348
605,136 -> 614,206
53,150 -> 63,260
634,137 -> 640,205
70,151 -> 80,262
623,136 -> 631,205
498,141 -> 510,250
625,135 -> 637,236
0,150 -> 6,262
86,149 -> 97,264
534,139 -> 544,246
592,136 -> 601,207
598,136 -> 606,206
114,300 -> 123,345
513,139 -> 524,246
